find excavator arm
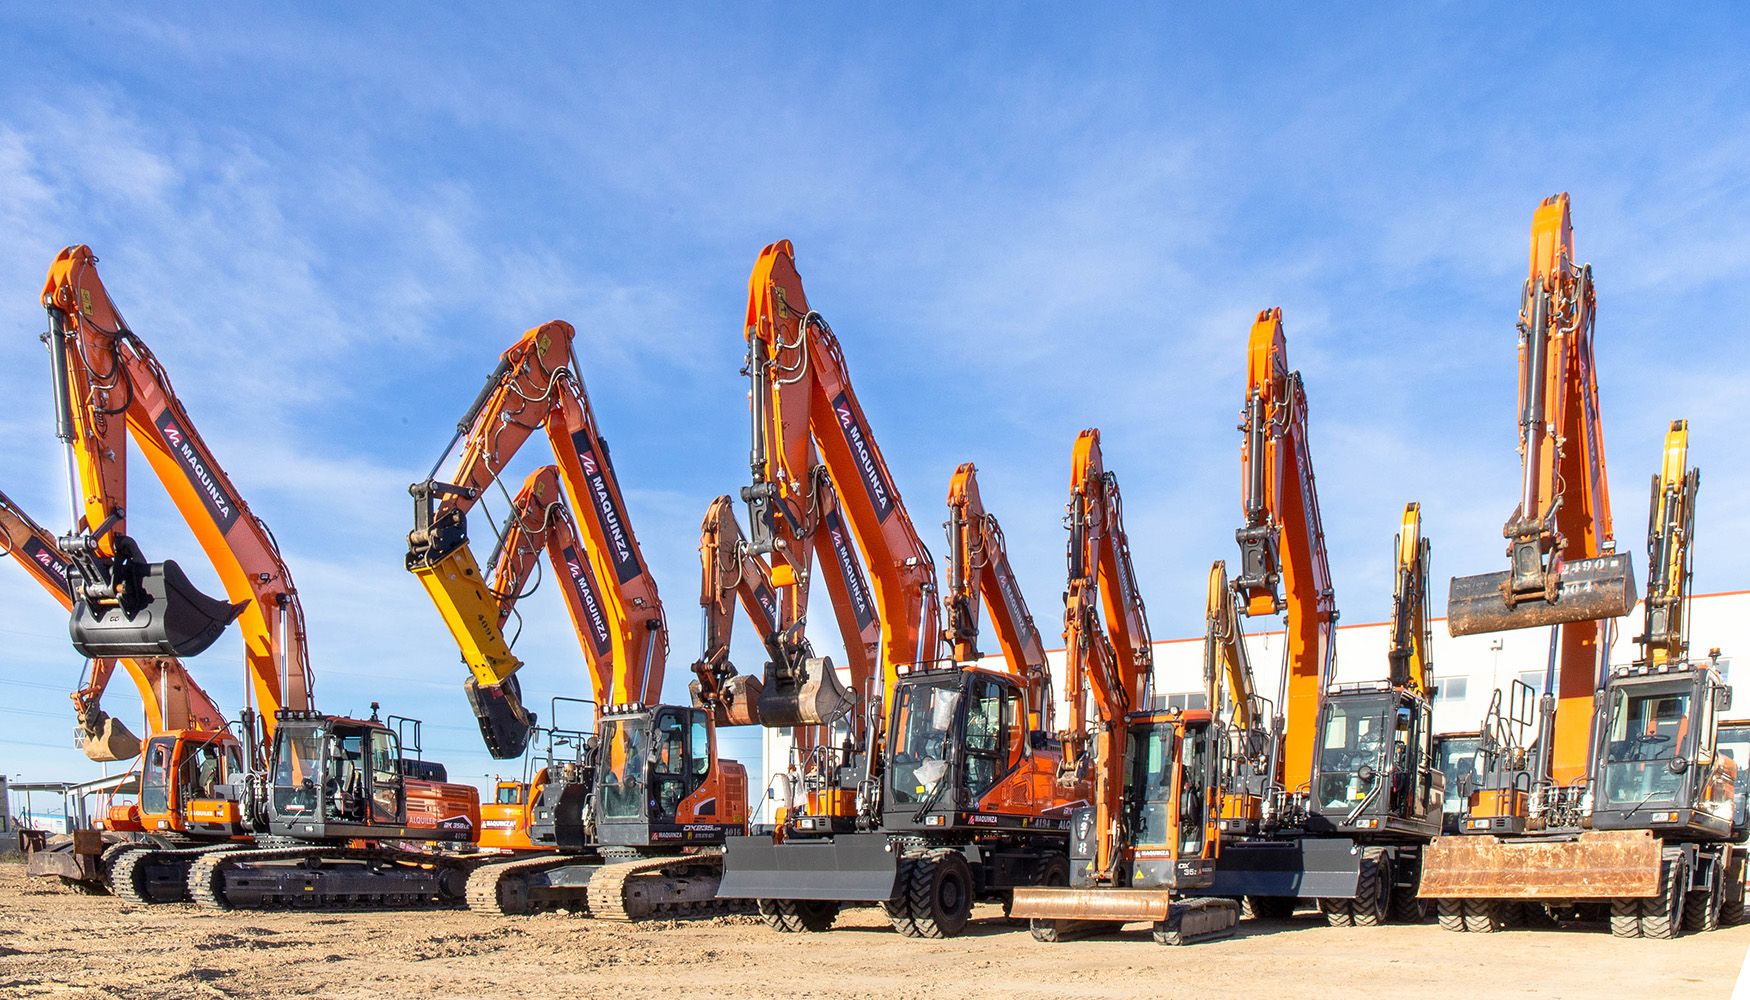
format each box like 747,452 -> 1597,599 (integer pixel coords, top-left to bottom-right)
1062,429 -> 1154,879
41,246 -> 313,738
0,487 -> 226,761
741,240 -> 937,738
1203,560 -> 1258,733
1233,308 -> 1337,796
944,462 -> 1053,731
409,322 -> 668,756
1635,420 -> 1698,667
1448,194 -> 1633,636
1388,502 -> 1434,694
689,495 -> 777,727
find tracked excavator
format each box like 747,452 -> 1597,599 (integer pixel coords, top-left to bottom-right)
1009,432 -> 1240,946
1424,413 -> 1739,938
41,246 -> 480,911
716,241 -> 1084,938
1,487 -> 243,892
1195,308 -> 1440,924
407,322 -> 751,919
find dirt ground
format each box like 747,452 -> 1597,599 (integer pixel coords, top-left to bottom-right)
0,863 -> 1743,1000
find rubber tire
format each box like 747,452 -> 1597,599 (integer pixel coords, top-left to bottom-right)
1461,898 -> 1503,933
904,849 -> 975,939
1247,895 -> 1296,921
757,898 -> 790,932
784,899 -> 839,932
1019,853 -> 1073,938
1319,897 -> 1354,927
1351,849 -> 1389,927
1436,898 -> 1465,932
1721,851 -> 1746,927
882,853 -> 922,937
1640,857 -> 1686,940
1609,897 -> 1642,938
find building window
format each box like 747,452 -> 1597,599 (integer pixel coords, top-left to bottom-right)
1432,677 -> 1467,704
1156,692 -> 1207,711
1516,670 -> 1545,693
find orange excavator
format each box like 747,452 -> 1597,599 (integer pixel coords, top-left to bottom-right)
1197,308 -> 1441,923
1,487 -> 243,894
1421,404 -> 1736,931
716,241 -> 1084,938
1010,430 -> 1239,946
42,246 -> 480,911
408,321 -> 750,919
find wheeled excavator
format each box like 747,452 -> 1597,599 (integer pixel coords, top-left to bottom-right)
1009,431 -> 1240,946
407,322 -> 751,919
42,246 -> 481,911
1424,411 -> 1738,938
1,486 -> 244,893
1197,308 -> 1441,923
716,241 -> 1084,938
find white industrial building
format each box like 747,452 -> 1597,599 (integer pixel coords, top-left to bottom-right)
754,590 -> 1748,810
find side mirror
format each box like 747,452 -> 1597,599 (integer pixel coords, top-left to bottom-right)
1719,688 -> 1735,712
1358,764 -> 1376,784
1668,757 -> 1691,776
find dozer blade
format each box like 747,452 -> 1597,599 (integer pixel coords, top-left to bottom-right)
80,714 -> 142,763
692,674 -> 764,727
757,655 -> 854,728
1446,554 -> 1635,637
1417,830 -> 1661,899
70,559 -> 247,658
717,833 -> 898,901
1011,886 -> 1177,922
465,675 -> 536,759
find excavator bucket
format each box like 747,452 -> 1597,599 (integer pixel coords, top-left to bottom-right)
465,676 -> 536,759
79,714 -> 142,763
69,559 -> 247,658
691,674 -> 765,727
1447,554 -> 1635,637
757,655 -> 855,728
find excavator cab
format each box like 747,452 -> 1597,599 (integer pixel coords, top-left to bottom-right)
262,712 -> 474,843
592,705 -> 746,847
1068,709 -> 1218,891
1308,684 -> 1443,839
1590,662 -> 1735,840
884,667 -> 1032,830
65,533 -> 245,659
112,731 -> 245,836
1433,733 -> 1484,835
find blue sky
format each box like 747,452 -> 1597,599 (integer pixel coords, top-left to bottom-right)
2,6 -> 1747,798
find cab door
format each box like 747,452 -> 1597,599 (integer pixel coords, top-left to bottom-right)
368,729 -> 405,825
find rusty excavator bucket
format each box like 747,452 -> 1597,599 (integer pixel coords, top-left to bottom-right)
465,675 -> 536,759
79,711 -> 142,763
1447,553 -> 1635,637
757,654 -> 855,728
69,557 -> 247,659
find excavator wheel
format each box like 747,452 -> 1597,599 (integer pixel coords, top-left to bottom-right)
760,899 -> 839,933
881,854 -> 921,937
1461,898 -> 1503,933
1388,883 -> 1428,924
1685,857 -> 1723,933
1004,853 -> 1069,927
1721,851 -> 1746,927
1317,897 -> 1354,927
894,848 -> 973,939
1350,849 -> 1389,927
1245,896 -> 1296,921
1639,856 -> 1686,940
1609,897 -> 1642,938
1435,898 -> 1464,932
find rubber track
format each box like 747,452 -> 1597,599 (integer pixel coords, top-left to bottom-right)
465,855 -> 578,915
586,854 -> 737,922
187,846 -> 471,912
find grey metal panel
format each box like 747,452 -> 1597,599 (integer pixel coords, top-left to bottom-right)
717,833 -> 899,901
1208,838 -> 1361,898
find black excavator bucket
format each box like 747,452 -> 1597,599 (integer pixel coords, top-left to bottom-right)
69,559 -> 247,659
465,675 -> 536,759
1447,553 -> 1636,637
757,654 -> 855,728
